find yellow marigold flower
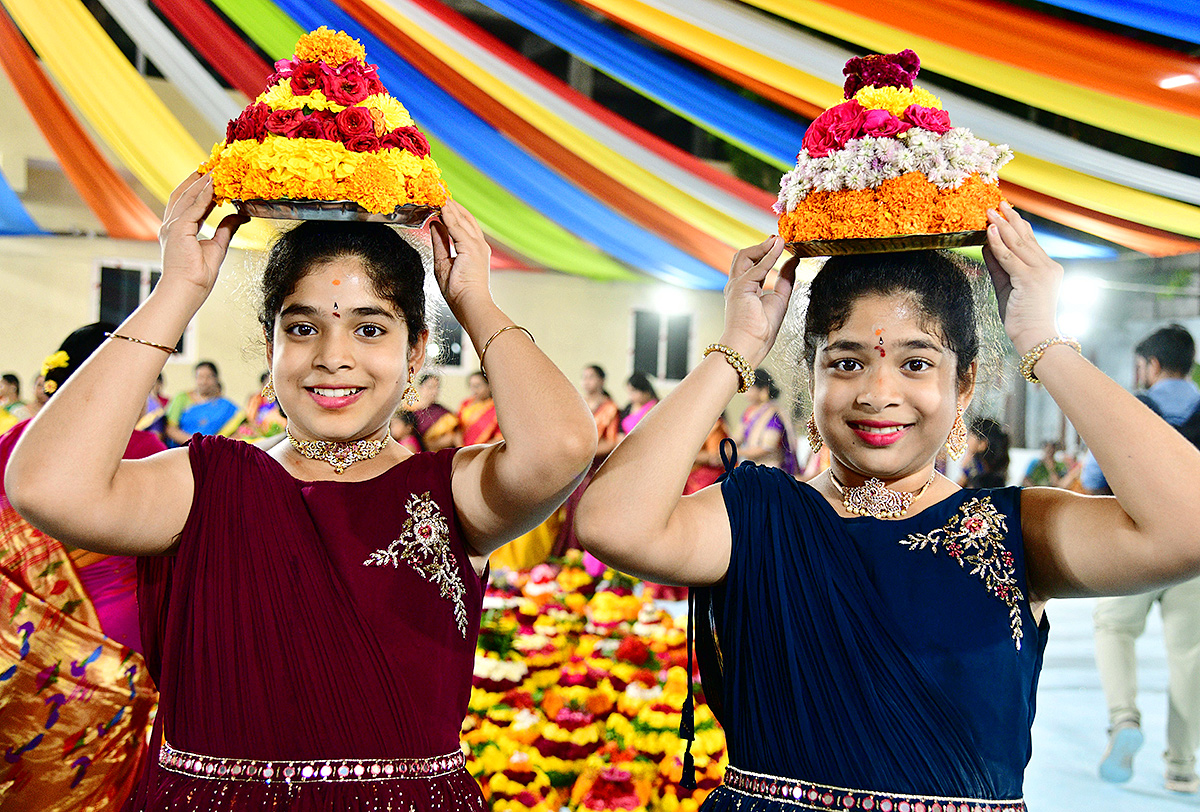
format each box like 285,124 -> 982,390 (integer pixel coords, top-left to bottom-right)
853,85 -> 942,116
40,351 -> 70,378
294,27 -> 367,66
364,94 -> 413,130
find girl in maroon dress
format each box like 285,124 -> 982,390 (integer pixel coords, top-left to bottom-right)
5,172 -> 598,811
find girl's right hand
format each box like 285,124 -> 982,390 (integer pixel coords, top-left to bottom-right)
719,236 -> 798,367
159,173 -> 247,296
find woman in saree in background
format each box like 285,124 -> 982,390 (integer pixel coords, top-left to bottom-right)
553,365 -> 621,557
413,374 -> 460,451
732,369 -> 797,474
163,361 -> 242,446
243,371 -> 287,439
458,370 -> 499,446
620,372 -> 658,437
0,323 -> 159,811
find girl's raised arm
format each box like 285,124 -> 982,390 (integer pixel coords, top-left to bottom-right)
432,201 -> 598,563
984,203 -> 1200,598
5,174 -> 246,554
575,237 -> 797,586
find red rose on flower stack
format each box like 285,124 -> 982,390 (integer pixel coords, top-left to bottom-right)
201,26 -> 449,214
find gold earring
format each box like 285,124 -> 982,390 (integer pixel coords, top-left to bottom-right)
261,375 -> 276,403
946,406 -> 967,460
807,414 -> 822,453
401,376 -> 419,408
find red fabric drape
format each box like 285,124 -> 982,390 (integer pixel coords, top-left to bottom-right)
147,0 -> 273,101
1002,182 -> 1200,257
0,7 -> 159,239
339,0 -> 736,272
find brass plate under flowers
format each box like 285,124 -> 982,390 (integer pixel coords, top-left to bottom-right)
786,230 -> 987,257
235,199 -> 439,228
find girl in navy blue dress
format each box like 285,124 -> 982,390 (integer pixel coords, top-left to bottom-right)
576,204 -> 1200,812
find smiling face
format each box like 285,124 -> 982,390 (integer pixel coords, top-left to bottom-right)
269,258 -> 426,443
812,293 -> 972,484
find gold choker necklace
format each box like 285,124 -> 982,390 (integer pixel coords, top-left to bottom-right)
829,469 -> 937,519
286,427 -> 391,474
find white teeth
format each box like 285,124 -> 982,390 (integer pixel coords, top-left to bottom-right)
313,388 -> 360,397
857,425 -> 903,434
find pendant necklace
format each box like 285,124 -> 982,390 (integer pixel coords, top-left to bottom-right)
286,427 -> 391,474
829,468 -> 937,519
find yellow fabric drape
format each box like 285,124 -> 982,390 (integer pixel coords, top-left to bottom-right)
744,0 -> 1200,158
577,0 -> 1200,239
359,0 -> 762,250
1,0 -> 271,247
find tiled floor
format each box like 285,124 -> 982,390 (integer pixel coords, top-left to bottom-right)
1025,596 -> 1198,810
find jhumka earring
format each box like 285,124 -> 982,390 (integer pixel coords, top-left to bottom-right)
807,414 -> 823,453
401,375 -> 419,408
946,405 -> 967,460
261,375 -> 276,403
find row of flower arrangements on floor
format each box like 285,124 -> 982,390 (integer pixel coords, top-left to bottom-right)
466,552 -> 727,812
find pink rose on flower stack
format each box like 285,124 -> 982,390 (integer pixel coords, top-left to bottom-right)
903,105 -> 952,133
801,100 -> 868,158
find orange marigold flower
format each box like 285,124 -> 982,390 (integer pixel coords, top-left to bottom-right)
293,27 -> 366,66
778,172 -> 1001,241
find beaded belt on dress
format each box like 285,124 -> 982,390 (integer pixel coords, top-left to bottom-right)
159,739 -> 466,783
722,765 -> 1026,812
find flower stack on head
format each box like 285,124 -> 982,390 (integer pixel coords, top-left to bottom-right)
775,49 -> 1012,245
201,27 -> 449,215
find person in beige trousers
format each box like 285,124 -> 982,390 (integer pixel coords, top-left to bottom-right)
1088,324 -> 1200,794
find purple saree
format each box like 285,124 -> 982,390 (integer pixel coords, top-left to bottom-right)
126,435 -> 487,811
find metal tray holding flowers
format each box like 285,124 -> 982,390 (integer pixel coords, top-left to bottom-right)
787,230 -> 986,257
235,199 -> 439,227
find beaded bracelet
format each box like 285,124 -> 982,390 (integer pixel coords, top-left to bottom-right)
1019,336 -> 1081,385
479,325 -> 534,379
703,343 -> 754,393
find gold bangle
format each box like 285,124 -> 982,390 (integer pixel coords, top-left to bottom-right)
479,325 -> 534,378
105,331 -> 176,355
703,343 -> 754,393
1019,336 -> 1081,385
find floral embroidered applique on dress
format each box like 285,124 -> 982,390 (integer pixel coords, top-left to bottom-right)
364,491 -> 467,637
899,497 -> 1025,650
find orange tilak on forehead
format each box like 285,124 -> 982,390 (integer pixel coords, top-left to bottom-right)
875,327 -> 886,357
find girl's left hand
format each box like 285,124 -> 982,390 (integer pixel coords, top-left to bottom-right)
982,202 -> 1063,355
430,199 -> 492,313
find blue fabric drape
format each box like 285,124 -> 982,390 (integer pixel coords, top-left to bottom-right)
472,0 -> 804,168
269,0 -> 728,290
1034,0 -> 1200,45
0,167 -> 45,235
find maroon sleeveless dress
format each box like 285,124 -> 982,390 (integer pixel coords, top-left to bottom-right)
125,435 -> 487,811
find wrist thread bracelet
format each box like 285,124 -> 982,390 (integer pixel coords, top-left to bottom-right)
105,332 -> 176,355
703,343 -> 754,393
1019,336 -> 1081,385
479,325 -> 534,379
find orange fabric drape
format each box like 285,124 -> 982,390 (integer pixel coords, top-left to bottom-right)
809,0 -> 1200,119
339,0 -> 736,273
0,7 -> 158,239
1002,182 -> 1200,257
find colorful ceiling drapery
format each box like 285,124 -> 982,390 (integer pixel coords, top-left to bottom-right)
0,4 -> 158,239
3,0 -> 1199,284
1034,0 -> 1200,46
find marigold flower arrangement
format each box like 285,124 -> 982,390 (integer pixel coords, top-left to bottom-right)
775,49 -> 1012,241
200,27 -> 448,214
466,562 -> 727,812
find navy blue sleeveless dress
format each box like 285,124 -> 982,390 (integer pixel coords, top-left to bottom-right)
695,462 -> 1047,812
